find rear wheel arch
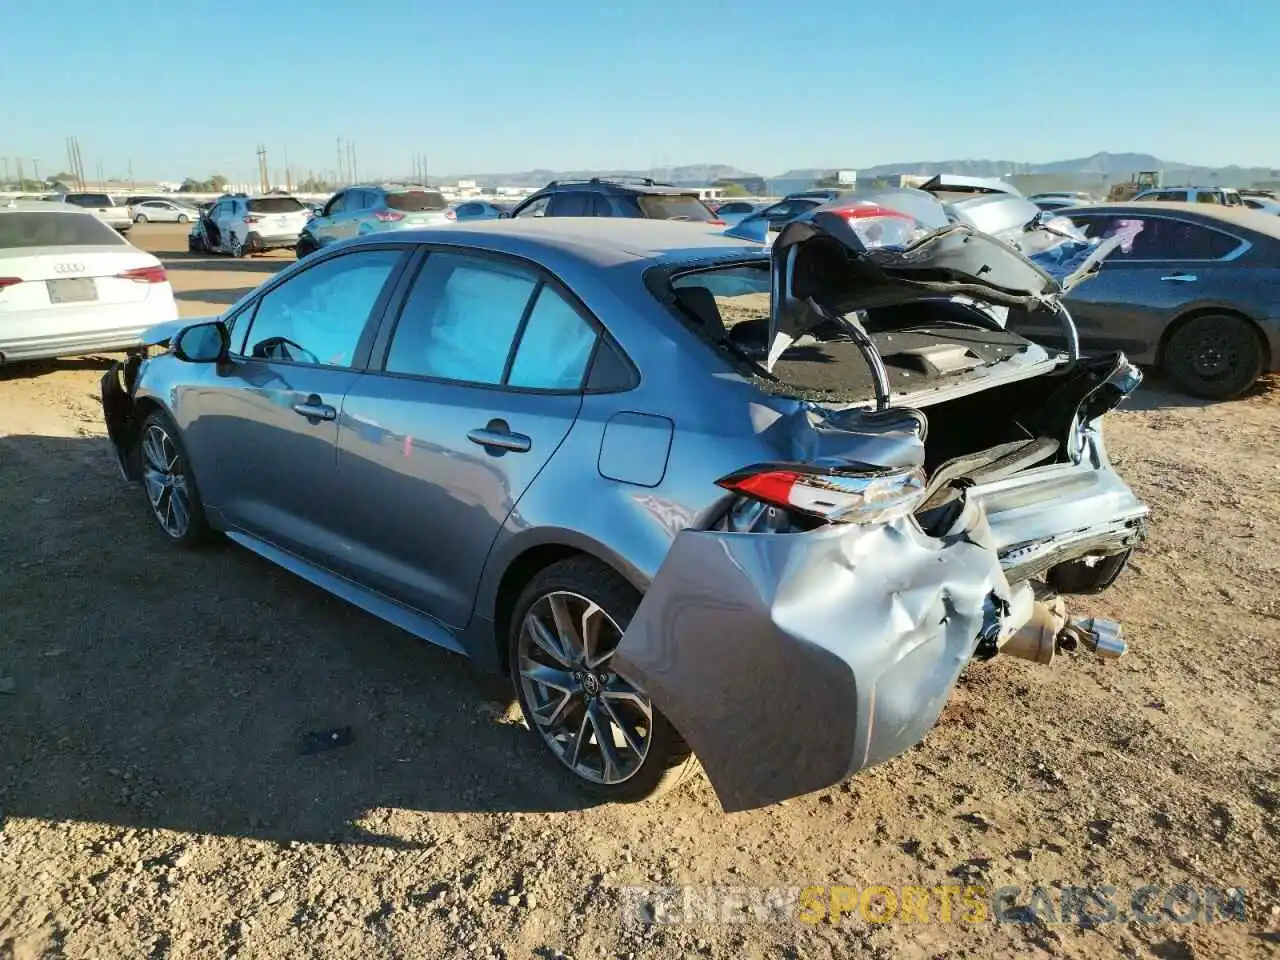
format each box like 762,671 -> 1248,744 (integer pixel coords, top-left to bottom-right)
490,540 -> 646,672
1157,307 -> 1270,368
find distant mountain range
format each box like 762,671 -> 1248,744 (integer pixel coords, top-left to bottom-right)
443,153 -> 1279,188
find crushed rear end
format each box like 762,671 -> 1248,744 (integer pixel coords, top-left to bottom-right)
615,190 -> 1148,812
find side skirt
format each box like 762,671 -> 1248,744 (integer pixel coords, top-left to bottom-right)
224,531 -> 468,657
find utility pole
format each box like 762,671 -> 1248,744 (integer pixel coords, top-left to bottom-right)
346,141 -> 358,185
32,158 -> 40,185
256,144 -> 269,192
336,137 -> 345,185
283,145 -> 292,193
2,157 -> 9,187
15,158 -> 24,189
127,159 -> 133,192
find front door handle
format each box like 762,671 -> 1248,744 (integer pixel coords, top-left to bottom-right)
467,418 -> 531,453
1160,273 -> 1197,283
292,394 -> 336,421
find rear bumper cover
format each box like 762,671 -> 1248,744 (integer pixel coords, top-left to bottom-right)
614,510 -> 1018,813
0,327 -> 148,363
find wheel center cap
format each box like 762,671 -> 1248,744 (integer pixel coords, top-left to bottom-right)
580,673 -> 602,698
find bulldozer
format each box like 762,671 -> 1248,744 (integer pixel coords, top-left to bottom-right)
1107,170 -> 1162,201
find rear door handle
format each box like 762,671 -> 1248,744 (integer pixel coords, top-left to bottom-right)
467,419 -> 531,453
1160,273 -> 1197,283
292,394 -> 337,421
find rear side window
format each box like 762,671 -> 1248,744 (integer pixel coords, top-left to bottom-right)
0,211 -> 126,249
67,194 -> 112,207
507,287 -> 597,390
636,194 -> 713,222
1094,217 -> 1241,260
385,190 -> 446,212
387,254 -> 539,384
1195,192 -> 1223,204
384,253 -> 599,390
248,197 -> 305,214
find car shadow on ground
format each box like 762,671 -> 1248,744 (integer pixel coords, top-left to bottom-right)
0,356 -> 116,383
0,434 -> 606,849
1121,370 -> 1277,412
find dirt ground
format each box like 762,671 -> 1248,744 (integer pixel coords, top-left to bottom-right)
1,223 -> 1277,959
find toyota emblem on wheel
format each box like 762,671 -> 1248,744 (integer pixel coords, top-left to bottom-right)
53,262 -> 85,274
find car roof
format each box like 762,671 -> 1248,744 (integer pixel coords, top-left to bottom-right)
348,217 -> 768,269
537,180 -> 698,196
1060,201 -> 1280,240
0,199 -> 97,214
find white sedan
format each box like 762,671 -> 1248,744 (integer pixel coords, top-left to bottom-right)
0,201 -> 179,364
131,199 -> 199,224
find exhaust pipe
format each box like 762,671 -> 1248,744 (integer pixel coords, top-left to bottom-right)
1000,600 -> 1127,664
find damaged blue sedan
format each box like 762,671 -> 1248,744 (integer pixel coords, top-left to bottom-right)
101,190 -> 1148,812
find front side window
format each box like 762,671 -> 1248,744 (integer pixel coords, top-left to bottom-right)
515,195 -> 550,218
240,249 -> 402,366
546,192 -> 593,216
323,193 -> 347,217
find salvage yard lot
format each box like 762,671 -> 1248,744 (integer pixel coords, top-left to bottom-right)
1,223 -> 1277,959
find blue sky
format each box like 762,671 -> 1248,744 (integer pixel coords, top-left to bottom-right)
3,0 -> 1276,182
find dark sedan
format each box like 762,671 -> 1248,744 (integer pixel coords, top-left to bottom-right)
1012,203 -> 1280,398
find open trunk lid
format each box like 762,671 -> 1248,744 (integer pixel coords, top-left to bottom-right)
761,188 -> 1121,401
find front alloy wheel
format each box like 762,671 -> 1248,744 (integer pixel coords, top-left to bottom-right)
509,558 -> 695,801
137,410 -> 213,546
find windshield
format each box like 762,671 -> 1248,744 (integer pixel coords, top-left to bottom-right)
247,197 -> 305,213
636,194 -> 715,222
0,211 -> 126,249
386,190 -> 447,212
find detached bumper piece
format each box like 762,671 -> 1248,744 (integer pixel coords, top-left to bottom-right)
613,517 -> 1017,813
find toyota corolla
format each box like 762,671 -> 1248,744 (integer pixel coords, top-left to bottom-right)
101,198 -> 1148,811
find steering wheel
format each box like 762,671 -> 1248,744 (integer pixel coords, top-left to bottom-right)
252,336 -> 319,365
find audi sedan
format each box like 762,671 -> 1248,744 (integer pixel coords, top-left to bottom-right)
101,206 -> 1147,811
0,201 -> 178,365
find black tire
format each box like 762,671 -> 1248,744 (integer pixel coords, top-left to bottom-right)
1163,314 -> 1265,400
508,556 -> 696,802
177,213 -> 190,224
136,409 -> 216,547
134,213 -> 148,224
295,236 -> 316,259
229,234 -> 247,258
188,234 -> 205,254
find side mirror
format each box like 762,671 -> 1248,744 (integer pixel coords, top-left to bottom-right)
172,320 -> 229,363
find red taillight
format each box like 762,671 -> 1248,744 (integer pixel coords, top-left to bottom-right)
706,218 -> 727,226
117,265 -> 168,284
244,214 -> 262,224
444,209 -> 457,221
375,210 -> 406,222
716,462 -> 927,525
0,277 -> 22,290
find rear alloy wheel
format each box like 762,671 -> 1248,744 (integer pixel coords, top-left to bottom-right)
134,213 -> 148,223
1164,314 -> 1264,400
229,234 -> 247,258
509,557 -> 695,802
177,213 -> 189,224
137,410 -> 214,546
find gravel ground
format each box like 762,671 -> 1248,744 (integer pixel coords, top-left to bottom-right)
1,224 -> 1277,959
